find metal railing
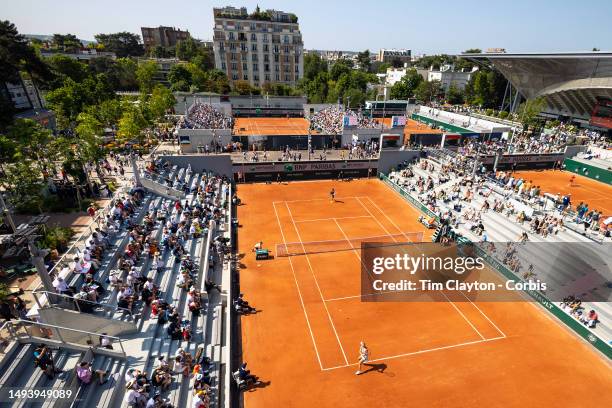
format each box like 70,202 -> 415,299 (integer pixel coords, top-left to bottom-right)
1,319 -> 127,357
31,290 -> 132,316
33,185 -> 129,294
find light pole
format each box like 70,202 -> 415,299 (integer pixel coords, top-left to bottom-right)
0,193 -> 16,233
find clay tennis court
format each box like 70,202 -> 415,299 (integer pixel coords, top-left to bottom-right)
376,117 -> 443,143
237,179 -> 612,407
233,117 -> 316,136
512,169 -> 612,214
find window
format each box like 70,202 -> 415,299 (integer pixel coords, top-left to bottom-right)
243,73 -> 248,80
236,23 -> 242,30
265,74 -> 270,81
232,73 -> 238,80
284,65 -> 289,72
284,46 -> 289,53
229,32 -> 235,40
285,75 -> 290,82
243,62 -> 248,70
275,65 -> 280,72
264,64 -> 270,72
250,23 -> 256,30
284,35 -> 289,44
252,54 -> 258,62
274,45 -> 279,53
284,55 -> 289,63
229,43 -> 236,50
275,73 -> 280,81
295,65 -> 299,72
263,44 -> 269,52
251,44 -> 257,51
274,55 -> 279,63
251,33 -> 256,41
231,62 -> 237,70
264,55 -> 269,62
241,43 -> 247,52
231,53 -> 237,61
221,62 -> 226,70
253,63 -> 258,71
295,55 -> 300,63
263,34 -> 268,42
241,53 -> 247,61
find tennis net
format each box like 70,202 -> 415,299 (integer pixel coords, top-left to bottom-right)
276,231 -> 424,257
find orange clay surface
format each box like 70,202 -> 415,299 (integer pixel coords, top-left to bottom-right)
376,117 -> 443,141
233,117 -> 317,136
512,169 -> 612,215
237,179 -> 612,408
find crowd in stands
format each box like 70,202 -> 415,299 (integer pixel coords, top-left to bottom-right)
561,296 -> 599,328
180,102 -> 233,130
309,107 -> 380,135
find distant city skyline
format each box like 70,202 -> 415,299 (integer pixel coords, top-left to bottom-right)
3,0 -> 612,55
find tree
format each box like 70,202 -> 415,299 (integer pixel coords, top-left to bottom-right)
136,60 -> 158,94
0,20 -> 54,129
446,84 -> 464,105
357,49 -> 371,71
167,64 -> 192,91
147,85 -> 176,120
517,97 -> 547,128
94,32 -> 144,57
415,80 -> 442,102
46,54 -> 89,87
303,53 -> 328,81
117,103 -> 148,143
233,80 -> 253,95
329,60 -> 352,81
51,33 -> 82,52
389,68 -> 423,99
114,58 -> 139,90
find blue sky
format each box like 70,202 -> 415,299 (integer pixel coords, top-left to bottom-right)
3,0 -> 611,54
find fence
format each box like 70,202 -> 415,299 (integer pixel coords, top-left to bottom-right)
380,172 -> 612,359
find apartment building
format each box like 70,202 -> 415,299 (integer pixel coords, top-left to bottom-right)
377,49 -> 412,65
141,26 -> 190,51
212,6 -> 304,88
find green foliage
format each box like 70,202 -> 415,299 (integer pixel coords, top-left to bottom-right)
303,53 -> 328,81
233,80 -> 253,95
147,85 -> 176,120
446,84 -> 464,105
167,64 -> 192,91
94,32 -> 144,58
517,97 -> 547,127
357,50 -> 371,71
39,226 -> 75,251
51,33 -> 82,52
389,68 -> 423,99
415,80 -> 442,102
136,60 -> 158,94
117,102 -> 148,143
498,111 -> 509,119
0,20 -> 54,130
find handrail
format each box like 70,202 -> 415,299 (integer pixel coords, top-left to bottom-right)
33,184 -> 129,293
31,290 -> 132,315
0,319 -> 127,357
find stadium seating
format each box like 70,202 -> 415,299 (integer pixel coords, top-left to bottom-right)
388,149 -> 611,345
0,161 -> 232,408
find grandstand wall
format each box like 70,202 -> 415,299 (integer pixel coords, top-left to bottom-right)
378,149 -> 423,173
159,154 -> 233,178
233,159 -> 378,182
564,158 -> 612,185
177,129 -> 233,153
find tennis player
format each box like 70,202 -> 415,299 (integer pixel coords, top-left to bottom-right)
355,341 -> 369,375
568,174 -> 576,186
330,188 -> 336,202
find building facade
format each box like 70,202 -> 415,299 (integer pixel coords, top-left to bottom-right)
212,6 -> 303,88
141,26 -> 190,51
377,49 -> 411,65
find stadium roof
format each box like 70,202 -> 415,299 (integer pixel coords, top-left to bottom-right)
464,52 -> 612,119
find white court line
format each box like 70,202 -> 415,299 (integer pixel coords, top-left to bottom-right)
361,195 -> 486,341
284,202 -> 350,365
295,215 -> 372,223
273,196 -> 359,204
324,290 -> 399,302
321,336 -> 507,371
272,202 -> 324,370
